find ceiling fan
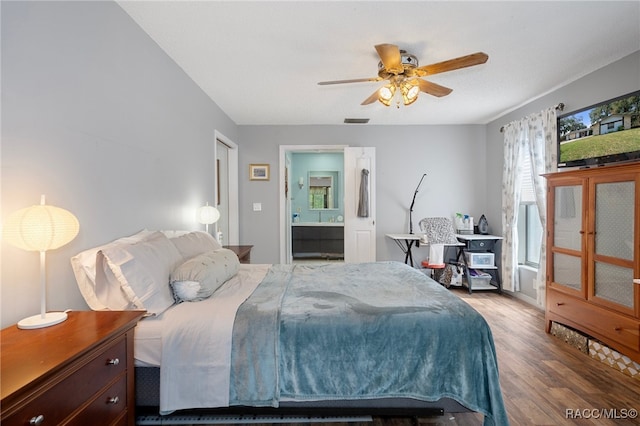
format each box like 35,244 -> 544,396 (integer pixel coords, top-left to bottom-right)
318,44 -> 488,107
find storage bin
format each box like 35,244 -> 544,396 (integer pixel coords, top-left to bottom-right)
469,274 -> 492,287
465,252 -> 495,267
468,269 -> 492,287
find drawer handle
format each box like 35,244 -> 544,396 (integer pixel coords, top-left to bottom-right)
556,302 -> 565,306
107,396 -> 120,405
29,415 -> 44,425
614,327 -> 623,332
106,358 -> 120,366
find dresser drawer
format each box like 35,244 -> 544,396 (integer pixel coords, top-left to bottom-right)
548,290 -> 639,351
466,239 -> 495,251
3,337 -> 126,426
64,375 -> 127,426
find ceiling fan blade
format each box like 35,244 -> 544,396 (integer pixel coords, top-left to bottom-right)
318,77 -> 381,85
414,52 -> 489,76
417,79 -> 453,97
361,88 -> 381,105
375,44 -> 404,74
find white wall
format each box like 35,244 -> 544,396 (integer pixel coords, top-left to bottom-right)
237,125 -> 489,264
1,1 -> 238,327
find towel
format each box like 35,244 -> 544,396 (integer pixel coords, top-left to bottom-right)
357,168 -> 369,217
428,244 -> 445,268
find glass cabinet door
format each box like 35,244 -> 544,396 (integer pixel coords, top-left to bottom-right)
550,183 -> 584,293
591,178 -> 636,312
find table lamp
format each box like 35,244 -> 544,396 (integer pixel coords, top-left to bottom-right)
3,195 -> 80,329
196,202 -> 220,233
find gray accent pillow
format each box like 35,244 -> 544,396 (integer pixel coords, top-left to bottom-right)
170,248 -> 240,302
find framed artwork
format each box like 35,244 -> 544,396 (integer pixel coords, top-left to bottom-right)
249,164 -> 270,181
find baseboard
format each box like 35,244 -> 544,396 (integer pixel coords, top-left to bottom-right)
508,290 -> 541,309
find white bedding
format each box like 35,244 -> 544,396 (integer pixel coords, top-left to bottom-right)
133,313 -> 164,367
133,264 -> 270,413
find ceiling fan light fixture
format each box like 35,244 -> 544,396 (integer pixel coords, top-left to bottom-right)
407,85 -> 420,99
401,80 -> 420,105
378,84 -> 395,106
319,44 -> 487,108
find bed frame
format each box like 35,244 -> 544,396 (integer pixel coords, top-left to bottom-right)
135,367 -> 470,418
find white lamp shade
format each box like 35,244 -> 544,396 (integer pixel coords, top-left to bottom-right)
3,196 -> 79,329
196,204 -> 220,225
4,200 -> 79,252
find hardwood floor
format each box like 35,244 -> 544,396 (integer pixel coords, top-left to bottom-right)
452,289 -> 640,425
155,289 -> 640,426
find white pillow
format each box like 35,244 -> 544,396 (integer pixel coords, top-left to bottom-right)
94,253 -> 133,310
170,248 -> 240,302
101,232 -> 183,315
70,229 -> 155,310
169,231 -> 222,261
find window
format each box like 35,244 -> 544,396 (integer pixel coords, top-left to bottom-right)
517,149 -> 543,267
518,203 -> 542,266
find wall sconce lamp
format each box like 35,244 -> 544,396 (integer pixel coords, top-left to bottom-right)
298,177 -> 304,189
196,202 -> 220,233
3,195 -> 80,329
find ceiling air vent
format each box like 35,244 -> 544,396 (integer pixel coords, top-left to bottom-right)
344,118 -> 369,124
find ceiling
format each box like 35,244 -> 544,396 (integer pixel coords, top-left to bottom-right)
117,1 -> 640,126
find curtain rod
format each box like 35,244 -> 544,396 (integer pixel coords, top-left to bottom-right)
499,103 -> 565,133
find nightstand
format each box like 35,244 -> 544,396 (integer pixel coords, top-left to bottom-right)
1,310 -> 145,426
224,245 -> 253,264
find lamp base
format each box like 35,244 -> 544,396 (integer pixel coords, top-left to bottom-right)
17,311 -> 68,329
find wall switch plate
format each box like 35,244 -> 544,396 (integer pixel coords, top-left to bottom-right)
253,202 -> 262,211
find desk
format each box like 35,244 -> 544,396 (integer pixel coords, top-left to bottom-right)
386,234 -> 421,266
455,234 -> 503,293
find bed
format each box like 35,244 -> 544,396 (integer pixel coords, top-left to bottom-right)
71,230 -> 509,426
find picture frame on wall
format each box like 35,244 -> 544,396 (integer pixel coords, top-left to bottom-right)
249,164 -> 270,181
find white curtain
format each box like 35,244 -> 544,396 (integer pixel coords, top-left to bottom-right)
501,107 -> 558,304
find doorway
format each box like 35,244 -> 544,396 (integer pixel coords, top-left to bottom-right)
278,145 -> 376,264
215,131 -> 239,245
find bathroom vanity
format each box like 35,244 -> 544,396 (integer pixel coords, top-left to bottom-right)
292,223 -> 344,260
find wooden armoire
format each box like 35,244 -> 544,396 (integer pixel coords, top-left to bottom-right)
544,162 -> 640,364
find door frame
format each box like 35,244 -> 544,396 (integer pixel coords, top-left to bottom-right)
215,130 -> 239,245
279,145 -> 347,264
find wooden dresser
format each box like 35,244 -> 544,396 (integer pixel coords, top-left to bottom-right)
1,310 -> 145,426
224,244 -> 253,264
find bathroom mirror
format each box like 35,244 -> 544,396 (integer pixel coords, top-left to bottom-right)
308,171 -> 339,210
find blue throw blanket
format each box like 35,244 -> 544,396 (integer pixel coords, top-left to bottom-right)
229,261 -> 508,426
